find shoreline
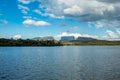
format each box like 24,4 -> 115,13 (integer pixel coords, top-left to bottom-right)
0,38 -> 120,46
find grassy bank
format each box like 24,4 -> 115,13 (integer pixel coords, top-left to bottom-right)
61,41 -> 120,46
0,38 -> 120,46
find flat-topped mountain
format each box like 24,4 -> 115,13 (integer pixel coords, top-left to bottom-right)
60,36 -> 75,41
60,36 -> 97,42
77,37 -> 98,42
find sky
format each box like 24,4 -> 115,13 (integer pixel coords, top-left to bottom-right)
0,0 -> 120,40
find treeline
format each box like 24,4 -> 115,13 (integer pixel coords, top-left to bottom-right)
0,38 -> 120,46
61,40 -> 120,46
0,38 -> 62,46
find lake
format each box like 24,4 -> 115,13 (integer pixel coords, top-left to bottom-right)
0,46 -> 120,80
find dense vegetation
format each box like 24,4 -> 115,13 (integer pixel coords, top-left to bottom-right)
0,38 -> 120,46
0,38 -> 61,46
61,40 -> 120,46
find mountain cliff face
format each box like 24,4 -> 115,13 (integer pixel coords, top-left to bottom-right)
33,36 -> 54,41
60,36 -> 97,42
33,36 -> 97,42
60,36 -> 75,41
77,37 -> 97,42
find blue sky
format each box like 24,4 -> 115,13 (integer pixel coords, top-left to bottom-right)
0,0 -> 120,40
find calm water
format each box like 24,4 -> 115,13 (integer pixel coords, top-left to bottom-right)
0,46 -> 120,80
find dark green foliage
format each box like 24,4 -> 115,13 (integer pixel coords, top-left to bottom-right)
0,38 -> 120,46
61,40 -> 120,46
0,38 -> 62,46
77,37 -> 97,42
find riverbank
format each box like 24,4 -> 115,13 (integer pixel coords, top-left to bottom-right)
0,38 -> 120,46
61,41 -> 120,46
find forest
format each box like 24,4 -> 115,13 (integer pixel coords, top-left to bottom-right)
0,38 -> 61,46
0,38 -> 120,46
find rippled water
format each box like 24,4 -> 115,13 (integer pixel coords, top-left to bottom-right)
0,46 -> 120,80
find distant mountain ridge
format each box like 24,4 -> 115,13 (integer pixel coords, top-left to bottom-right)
60,36 -> 75,41
33,36 -> 54,41
77,37 -> 98,42
60,36 -> 98,42
0,38 -> 120,46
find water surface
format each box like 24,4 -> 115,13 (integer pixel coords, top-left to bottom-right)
0,46 -> 120,80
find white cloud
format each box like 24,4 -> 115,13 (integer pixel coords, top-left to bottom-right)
16,0 -> 120,28
106,30 -> 119,39
34,9 -> 64,19
18,0 -> 35,4
34,9 -> 42,15
33,9 -> 64,19
39,0 -> 109,20
56,32 -> 81,39
23,19 -> 50,27
116,29 -> 120,35
18,5 -> 29,10
88,22 -> 95,28
22,10 -> 28,14
55,31 -> 120,40
64,5 -> 83,16
23,16 -> 32,19
96,20 -> 120,28
38,0 -> 120,28
18,4 -> 30,14
45,13 -> 65,19
13,35 -> 22,40
55,32 -> 100,40
17,0 -> 120,28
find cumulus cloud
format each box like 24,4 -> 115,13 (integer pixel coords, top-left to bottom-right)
96,20 -> 120,28
16,0 -> 120,27
17,0 -> 120,28
106,30 -> 119,39
12,35 -> 22,40
18,0 -> 35,4
63,5 -> 83,16
23,19 -> 50,27
97,0 -> 120,3
38,0 -> 120,27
